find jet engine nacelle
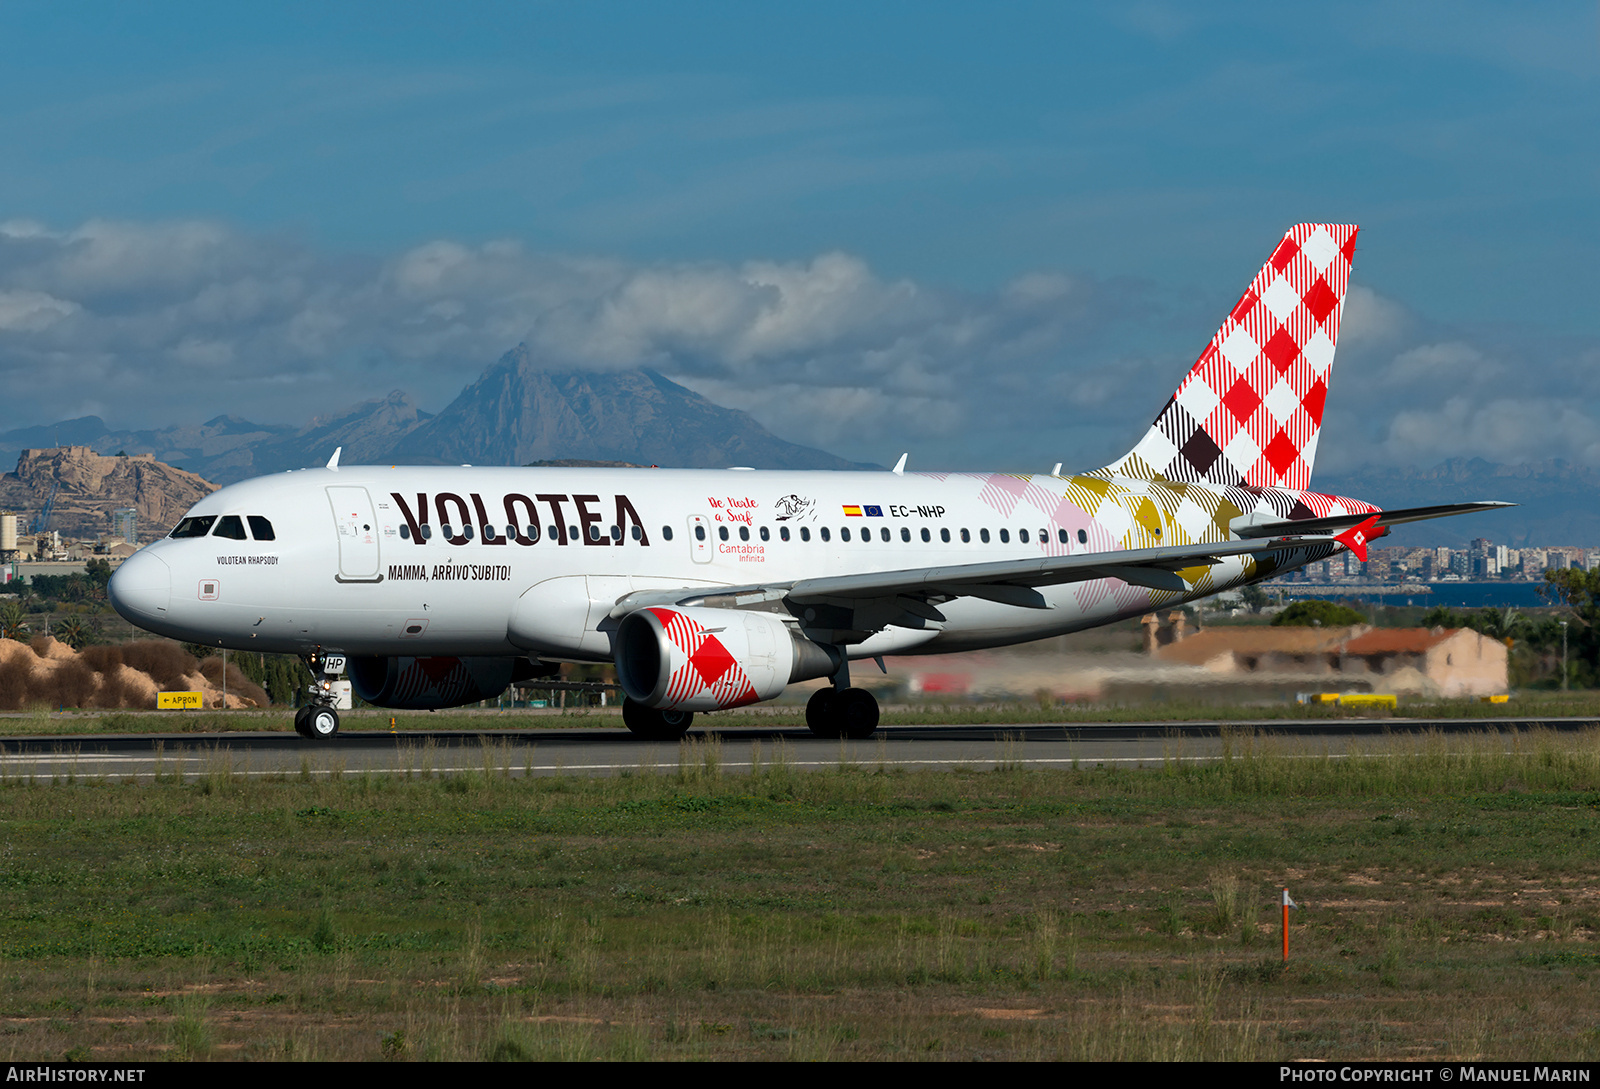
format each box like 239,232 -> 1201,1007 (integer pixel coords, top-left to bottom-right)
347,655 -> 524,710
615,606 -> 839,711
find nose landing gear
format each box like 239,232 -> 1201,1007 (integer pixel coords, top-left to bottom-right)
294,651 -> 344,740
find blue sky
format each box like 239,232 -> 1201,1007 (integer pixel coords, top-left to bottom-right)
0,2 -> 1595,474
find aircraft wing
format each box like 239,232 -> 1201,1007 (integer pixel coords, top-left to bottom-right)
608,534 -> 1337,629
1231,501 -> 1514,539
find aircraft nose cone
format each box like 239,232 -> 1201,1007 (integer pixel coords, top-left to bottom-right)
109,550 -> 171,628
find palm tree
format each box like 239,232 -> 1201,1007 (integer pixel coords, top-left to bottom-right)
0,600 -> 29,642
1477,606 -> 1527,643
53,615 -> 91,650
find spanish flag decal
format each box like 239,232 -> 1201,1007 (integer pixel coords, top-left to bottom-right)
842,505 -> 863,516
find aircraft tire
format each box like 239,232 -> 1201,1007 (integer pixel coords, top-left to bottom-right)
306,706 -> 340,740
622,698 -> 694,740
806,688 -> 842,738
293,706 -> 312,739
837,688 -> 879,739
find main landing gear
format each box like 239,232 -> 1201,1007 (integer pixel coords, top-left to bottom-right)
622,698 -> 695,740
294,651 -> 342,740
805,654 -> 880,741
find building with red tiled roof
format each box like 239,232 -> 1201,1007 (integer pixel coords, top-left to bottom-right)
1151,624 -> 1506,697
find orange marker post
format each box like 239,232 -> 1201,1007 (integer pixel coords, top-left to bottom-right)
1281,888 -> 1298,961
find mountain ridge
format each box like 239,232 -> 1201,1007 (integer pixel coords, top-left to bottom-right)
0,344 -> 868,485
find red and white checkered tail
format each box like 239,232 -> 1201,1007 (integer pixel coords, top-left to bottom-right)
1103,223 -> 1358,492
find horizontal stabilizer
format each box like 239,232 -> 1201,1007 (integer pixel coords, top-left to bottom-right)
1231,501 -> 1514,539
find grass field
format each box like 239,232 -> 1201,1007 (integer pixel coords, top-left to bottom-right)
0,728 -> 1596,1060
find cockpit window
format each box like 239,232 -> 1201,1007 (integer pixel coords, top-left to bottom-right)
212,515 -> 247,540
248,516 -> 276,541
170,516 -> 216,539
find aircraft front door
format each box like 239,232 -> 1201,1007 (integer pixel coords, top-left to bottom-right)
327,486 -> 382,581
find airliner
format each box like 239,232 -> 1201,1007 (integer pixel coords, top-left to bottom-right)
108,224 -> 1507,740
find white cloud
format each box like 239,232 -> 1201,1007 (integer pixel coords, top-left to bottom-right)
0,216 -> 1593,475
1384,341 -> 1503,388
1380,396 -> 1600,466
1339,285 -> 1410,346
0,289 -> 76,331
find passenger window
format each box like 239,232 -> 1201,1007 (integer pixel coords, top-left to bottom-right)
941,528 -> 951,543
695,525 -> 706,541
901,527 -> 911,542
820,527 -> 830,542
1078,529 -> 1087,544
1058,529 -> 1069,544
662,526 -> 674,541
442,523 -> 454,539
588,524 -> 601,541
170,516 -> 216,539
463,525 -> 475,541
921,528 -> 930,542
842,527 -> 852,542
422,524 -> 434,540
631,525 -> 642,540
980,528 -> 991,543
247,516 -> 276,541
739,526 -> 749,541
400,524 -> 411,540
801,527 -> 811,542
611,525 -> 622,541
719,526 -> 729,541
569,525 -> 579,541
1019,529 -> 1029,544
960,529 -> 970,543
999,528 -> 1010,544
779,526 -> 789,541
759,526 -> 770,541
527,525 -> 540,542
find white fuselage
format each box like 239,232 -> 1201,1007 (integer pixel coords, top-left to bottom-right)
109,463 -> 1329,662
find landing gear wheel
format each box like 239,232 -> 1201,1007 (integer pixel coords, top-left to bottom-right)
837,688 -> 879,739
293,706 -> 312,738
306,706 -> 340,740
806,688 -> 841,738
622,697 -> 694,740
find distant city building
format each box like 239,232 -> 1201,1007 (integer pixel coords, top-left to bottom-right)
110,508 -> 137,544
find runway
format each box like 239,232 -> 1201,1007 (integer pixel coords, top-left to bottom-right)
0,717 -> 1592,781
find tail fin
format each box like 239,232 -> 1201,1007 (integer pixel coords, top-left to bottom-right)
1104,223 -> 1358,492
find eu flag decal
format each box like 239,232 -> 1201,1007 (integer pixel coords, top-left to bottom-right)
863,505 -> 884,517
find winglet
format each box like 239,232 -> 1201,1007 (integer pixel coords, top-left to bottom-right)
326,446 -> 342,470
1334,514 -> 1381,562
1051,462 -> 1063,476
892,453 -> 908,475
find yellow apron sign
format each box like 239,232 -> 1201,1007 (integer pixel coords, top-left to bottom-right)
157,691 -> 204,710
